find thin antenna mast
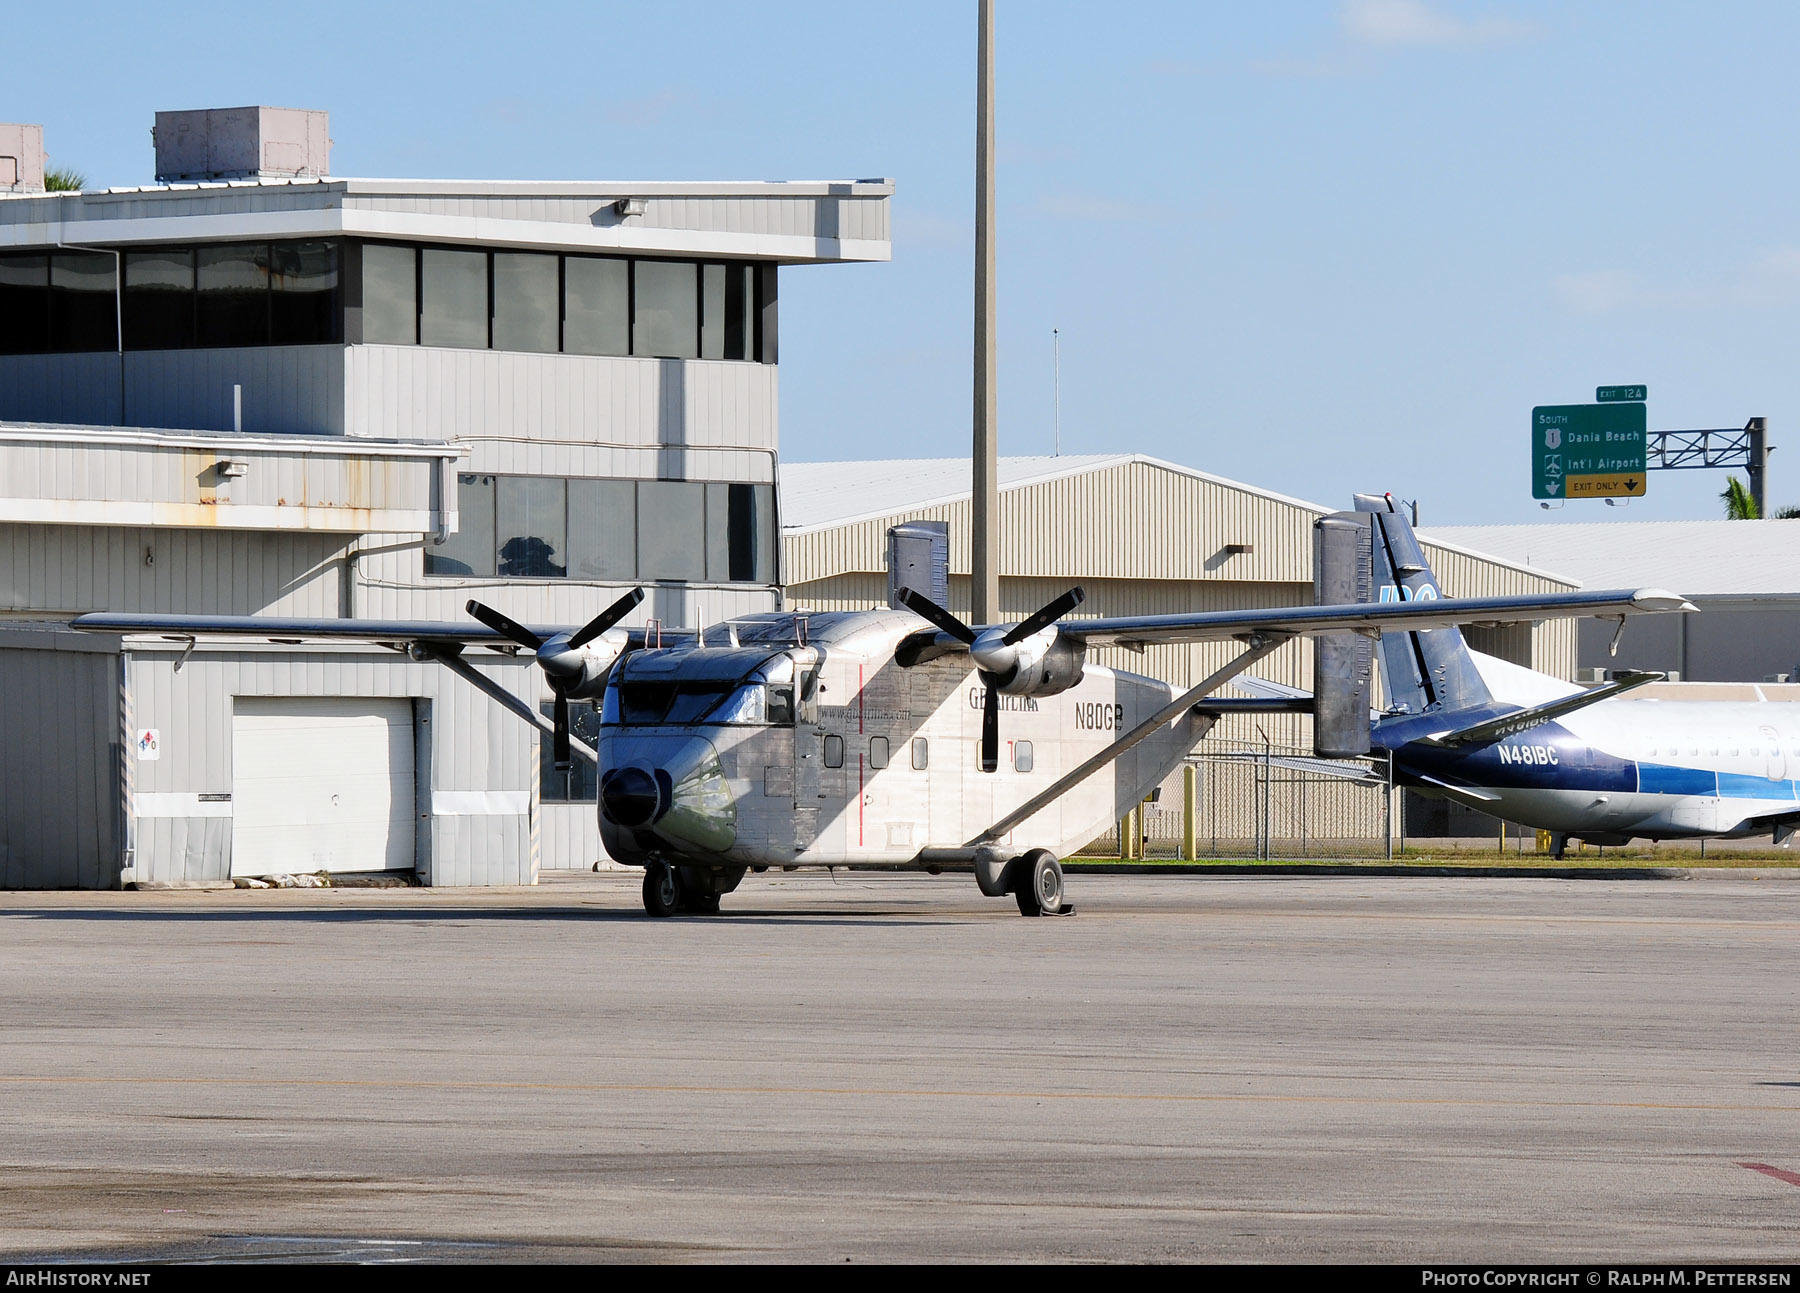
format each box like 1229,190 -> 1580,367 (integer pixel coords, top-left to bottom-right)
971,0 -> 999,625
1053,328 -> 1060,457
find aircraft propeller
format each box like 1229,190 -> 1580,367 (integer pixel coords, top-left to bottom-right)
896,586 -> 1086,772
466,587 -> 645,769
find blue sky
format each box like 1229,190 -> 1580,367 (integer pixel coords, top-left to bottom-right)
8,1 -> 1800,523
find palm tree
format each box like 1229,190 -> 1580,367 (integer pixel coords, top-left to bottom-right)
1721,476 -> 1760,520
42,166 -> 85,192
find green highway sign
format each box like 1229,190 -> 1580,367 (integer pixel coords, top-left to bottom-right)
1532,402 -> 1647,500
1596,385 -> 1647,403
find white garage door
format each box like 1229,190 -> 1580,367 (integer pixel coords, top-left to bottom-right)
231,697 -> 416,876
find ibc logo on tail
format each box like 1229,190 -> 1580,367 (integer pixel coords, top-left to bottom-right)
1378,583 -> 1439,603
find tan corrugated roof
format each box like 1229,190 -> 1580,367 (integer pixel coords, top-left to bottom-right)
781,456 -> 1568,585
779,454 -> 1326,533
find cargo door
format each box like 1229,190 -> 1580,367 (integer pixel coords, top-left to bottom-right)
231,697 -> 416,875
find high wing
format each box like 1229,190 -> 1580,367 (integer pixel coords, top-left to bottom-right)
901,587 -> 1695,659
1062,588 -> 1693,646
935,586 -> 1692,846
67,610 -> 685,651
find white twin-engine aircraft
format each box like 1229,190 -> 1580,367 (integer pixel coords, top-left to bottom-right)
73,508 -> 1689,916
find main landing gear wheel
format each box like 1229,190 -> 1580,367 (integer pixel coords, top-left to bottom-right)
1014,849 -> 1068,917
642,863 -> 681,918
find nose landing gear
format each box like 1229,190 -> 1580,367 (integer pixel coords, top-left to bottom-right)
640,862 -> 740,916
642,862 -> 682,917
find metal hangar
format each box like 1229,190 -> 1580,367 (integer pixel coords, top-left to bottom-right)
779,454 -> 1582,753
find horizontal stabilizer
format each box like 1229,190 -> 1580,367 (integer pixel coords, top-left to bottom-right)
1414,772 -> 1501,802
1193,696 -> 1313,715
1229,675 -> 1313,701
1209,751 -> 1387,785
1423,670 -> 1663,748
1227,676 -> 1384,723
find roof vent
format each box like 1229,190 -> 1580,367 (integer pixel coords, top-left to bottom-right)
0,123 -> 45,193
153,107 -> 330,182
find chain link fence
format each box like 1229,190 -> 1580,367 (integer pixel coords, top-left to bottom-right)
1076,739 -> 1396,860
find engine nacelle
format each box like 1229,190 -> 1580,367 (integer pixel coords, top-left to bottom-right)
992,630 -> 1087,697
538,626 -> 630,699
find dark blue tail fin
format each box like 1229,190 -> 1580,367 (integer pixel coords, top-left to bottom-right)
1352,494 -> 1491,716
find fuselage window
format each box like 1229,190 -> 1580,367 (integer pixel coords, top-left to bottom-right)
911,737 -> 929,771
870,736 -> 889,769
823,734 -> 844,769
1014,740 -> 1034,773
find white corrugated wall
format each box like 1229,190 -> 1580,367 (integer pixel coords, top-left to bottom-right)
125,644 -> 538,887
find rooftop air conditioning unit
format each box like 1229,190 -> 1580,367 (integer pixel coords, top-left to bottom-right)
154,107 -> 330,182
0,123 -> 45,193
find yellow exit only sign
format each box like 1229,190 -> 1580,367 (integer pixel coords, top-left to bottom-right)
1565,472 -> 1646,497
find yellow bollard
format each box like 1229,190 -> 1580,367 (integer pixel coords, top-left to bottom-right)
1182,765 -> 1198,862
1536,829 -> 1552,854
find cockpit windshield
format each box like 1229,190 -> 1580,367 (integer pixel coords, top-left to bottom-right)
708,655 -> 795,725
604,648 -> 809,727
614,679 -> 739,725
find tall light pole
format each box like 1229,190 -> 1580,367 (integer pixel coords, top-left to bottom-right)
971,0 -> 999,625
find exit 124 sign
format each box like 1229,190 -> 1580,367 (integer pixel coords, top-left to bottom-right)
1532,402 -> 1647,499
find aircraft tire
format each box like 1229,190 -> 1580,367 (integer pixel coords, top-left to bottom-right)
642,863 -> 682,918
1013,849 -> 1064,917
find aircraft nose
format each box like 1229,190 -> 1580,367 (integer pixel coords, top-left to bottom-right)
600,766 -> 665,828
